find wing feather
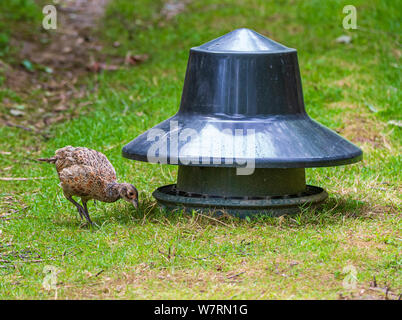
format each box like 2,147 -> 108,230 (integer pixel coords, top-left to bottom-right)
59,165 -> 107,199
55,147 -> 116,182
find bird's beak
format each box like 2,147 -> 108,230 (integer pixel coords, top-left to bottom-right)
132,199 -> 138,209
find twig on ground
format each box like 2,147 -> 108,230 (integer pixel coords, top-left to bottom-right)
158,247 -> 176,262
0,177 -> 49,181
227,271 -> 245,279
371,276 -> 377,287
94,270 -> 104,277
0,244 -> 13,250
4,122 -> 34,132
4,122 -> 50,140
186,253 -> 219,261
0,216 -> 24,221
0,259 -> 12,263
196,212 -> 233,228
368,286 -> 400,298
14,258 -> 56,263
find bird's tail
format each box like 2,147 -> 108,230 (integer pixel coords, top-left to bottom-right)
37,157 -> 57,163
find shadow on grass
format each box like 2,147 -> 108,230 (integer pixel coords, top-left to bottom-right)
136,193 -> 395,229
112,195 -> 369,228
52,192 -> 396,231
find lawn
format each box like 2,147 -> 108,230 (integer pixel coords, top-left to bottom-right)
0,0 -> 400,299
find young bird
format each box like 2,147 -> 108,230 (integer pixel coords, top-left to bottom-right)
38,146 -> 138,225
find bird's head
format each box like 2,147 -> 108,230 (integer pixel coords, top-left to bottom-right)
118,183 -> 139,209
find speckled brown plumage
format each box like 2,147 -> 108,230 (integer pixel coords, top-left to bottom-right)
38,146 -> 138,225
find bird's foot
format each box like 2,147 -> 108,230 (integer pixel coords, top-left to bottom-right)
78,220 -> 99,228
77,207 -> 85,220
79,221 -> 89,228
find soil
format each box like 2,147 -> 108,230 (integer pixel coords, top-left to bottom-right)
1,0 -> 146,136
339,115 -> 391,149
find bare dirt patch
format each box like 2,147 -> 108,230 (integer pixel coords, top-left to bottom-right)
1,0 -> 147,136
61,263 -> 252,299
337,115 -> 391,149
339,280 -> 401,300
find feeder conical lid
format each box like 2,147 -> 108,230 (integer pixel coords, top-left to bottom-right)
195,28 -> 293,53
122,29 -> 362,168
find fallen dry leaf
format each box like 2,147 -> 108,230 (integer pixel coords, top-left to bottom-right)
87,61 -> 120,72
0,177 -> 49,181
336,35 -> 352,44
124,52 -> 149,66
10,109 -> 25,117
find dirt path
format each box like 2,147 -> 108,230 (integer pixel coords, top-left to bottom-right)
22,0 -> 109,74
1,0 -> 145,135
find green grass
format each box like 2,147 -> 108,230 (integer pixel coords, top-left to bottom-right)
0,0 -> 401,299
0,0 -> 42,57
0,0 -> 43,95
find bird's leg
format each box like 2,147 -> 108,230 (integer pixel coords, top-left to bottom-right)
65,195 -> 85,220
81,200 -> 93,225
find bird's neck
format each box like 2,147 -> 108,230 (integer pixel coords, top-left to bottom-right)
105,182 -> 121,202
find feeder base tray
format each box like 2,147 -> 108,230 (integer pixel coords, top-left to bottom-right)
153,184 -> 328,217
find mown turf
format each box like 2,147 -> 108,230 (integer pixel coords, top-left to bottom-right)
0,0 -> 400,299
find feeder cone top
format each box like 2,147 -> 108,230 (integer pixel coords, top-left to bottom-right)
123,29 -> 362,168
194,28 -> 294,53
